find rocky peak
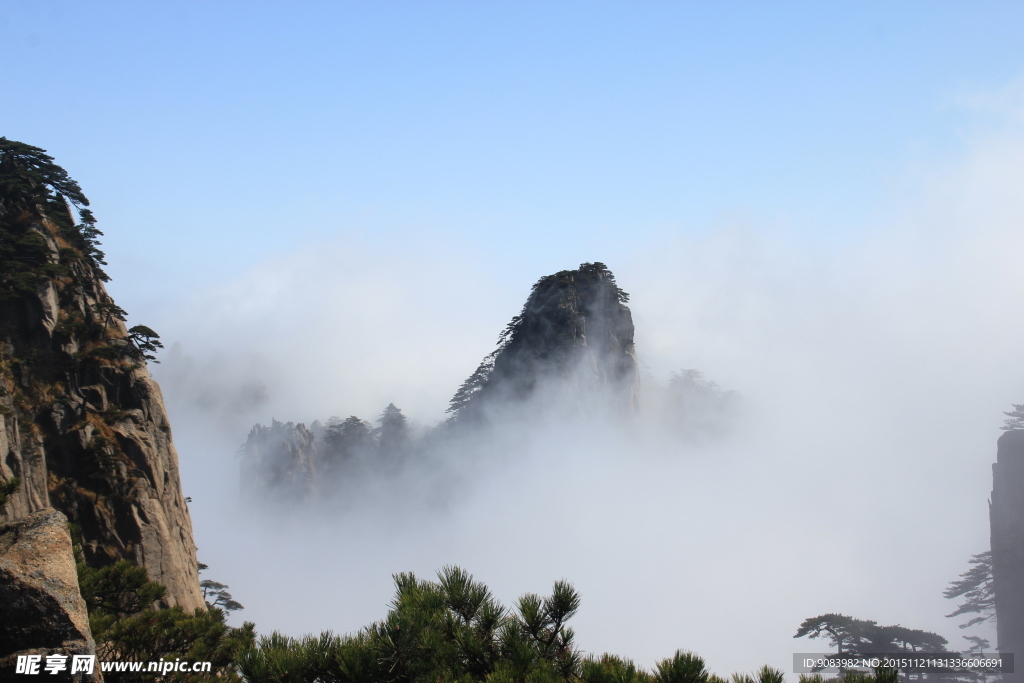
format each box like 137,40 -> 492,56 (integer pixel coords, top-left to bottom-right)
0,139 -> 203,611
449,262 -> 640,421
991,428 -> 1024,668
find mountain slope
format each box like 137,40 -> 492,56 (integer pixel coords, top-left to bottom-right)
0,138 -> 203,610
449,261 -> 640,422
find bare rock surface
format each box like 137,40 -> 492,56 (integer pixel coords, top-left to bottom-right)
0,508 -> 101,682
452,261 -> 640,421
0,216 -> 203,612
240,419 -> 318,502
991,429 -> 1024,679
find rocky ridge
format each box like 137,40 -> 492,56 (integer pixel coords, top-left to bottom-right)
0,140 -> 203,611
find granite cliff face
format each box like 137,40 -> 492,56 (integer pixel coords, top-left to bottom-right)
990,429 -> 1024,672
0,140 -> 203,611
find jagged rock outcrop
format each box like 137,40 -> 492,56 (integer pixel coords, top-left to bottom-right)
239,408 -> 414,500
991,429 -> 1024,674
0,508 -> 102,682
237,264 -> 642,500
448,262 -> 640,421
0,140 -> 203,611
239,420 -> 318,501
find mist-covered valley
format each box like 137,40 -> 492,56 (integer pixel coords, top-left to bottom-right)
148,130 -> 1024,672
6,4 -> 1024,679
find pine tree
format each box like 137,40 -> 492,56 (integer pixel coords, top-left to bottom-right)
378,403 -> 409,457
0,476 -> 20,513
322,415 -> 374,463
201,579 -> 245,613
0,137 -> 109,286
70,526 -> 253,681
944,551 -> 995,629
1003,404 -> 1024,431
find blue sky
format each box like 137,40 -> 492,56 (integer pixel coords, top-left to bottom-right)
7,1 -> 1024,670
5,1 -> 1024,305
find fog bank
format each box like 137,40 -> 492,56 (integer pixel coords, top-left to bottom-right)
146,93 -> 1024,674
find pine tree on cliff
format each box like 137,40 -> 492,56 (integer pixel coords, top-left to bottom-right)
1003,404 -> 1024,431
944,550 -> 995,630
0,139 -> 204,611
0,138 -> 108,289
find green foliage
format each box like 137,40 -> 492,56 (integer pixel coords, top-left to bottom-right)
378,403 -> 409,456
97,606 -> 255,682
944,550 -> 995,629
447,352 -> 498,417
79,559 -> 167,618
80,435 -> 118,483
237,630 -> 378,683
795,667 -> 893,683
0,475 -> 20,513
794,614 -> 870,653
871,666 -> 898,683
323,415 -> 375,462
239,566 -> 582,683
73,530 -> 254,682
92,300 -> 128,330
61,206 -> 109,279
653,651 -> 709,683
583,654 -> 651,683
202,578 -> 245,613
0,137 -> 88,217
729,671 -> 782,683
962,635 -> 990,655
0,137 -> 109,290
1003,404 -> 1024,431
237,568 -> 786,683
794,613 -> 947,653
0,138 -> 171,367
127,324 -> 164,363
78,324 -> 165,367
0,219 -> 65,299
446,262 -> 632,421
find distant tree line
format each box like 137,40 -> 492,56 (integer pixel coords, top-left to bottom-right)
319,402 -> 411,473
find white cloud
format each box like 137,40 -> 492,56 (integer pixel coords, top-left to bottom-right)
148,83 -> 1024,674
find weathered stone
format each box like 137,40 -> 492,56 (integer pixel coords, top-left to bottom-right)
240,420 -> 318,502
236,263 -> 641,502
992,429 -> 1024,678
0,508 -> 101,682
455,262 -> 640,421
0,217 -> 204,612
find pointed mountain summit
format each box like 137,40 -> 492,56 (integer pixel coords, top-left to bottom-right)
448,262 -> 640,421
